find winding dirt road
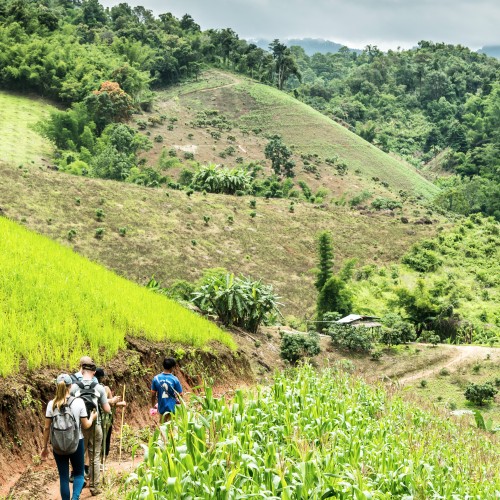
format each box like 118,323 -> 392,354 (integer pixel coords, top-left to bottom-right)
398,344 -> 498,384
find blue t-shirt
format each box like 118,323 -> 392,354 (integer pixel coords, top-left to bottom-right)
151,373 -> 182,415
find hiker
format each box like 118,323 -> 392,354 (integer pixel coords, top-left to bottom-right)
70,363 -> 114,496
71,356 -> 97,384
41,373 -> 97,500
150,357 -> 183,422
95,367 -> 126,461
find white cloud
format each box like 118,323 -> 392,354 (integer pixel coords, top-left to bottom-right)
101,0 -> 500,49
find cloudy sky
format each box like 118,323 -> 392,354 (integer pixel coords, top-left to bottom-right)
101,0 -> 500,50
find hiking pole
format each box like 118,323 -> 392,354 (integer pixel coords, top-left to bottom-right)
118,384 -> 126,464
91,419 -> 96,492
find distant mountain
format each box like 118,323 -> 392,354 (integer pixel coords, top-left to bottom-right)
478,45 -> 500,59
247,37 -> 361,56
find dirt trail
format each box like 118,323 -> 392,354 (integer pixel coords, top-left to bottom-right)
398,344 -> 496,384
5,458 -> 137,499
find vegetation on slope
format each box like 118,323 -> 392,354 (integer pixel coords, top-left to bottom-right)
0,216 -> 234,377
290,42 -> 500,219
0,91 -> 54,165
151,71 -> 438,198
350,214 -> 500,343
0,160 -> 439,319
129,364 -> 500,498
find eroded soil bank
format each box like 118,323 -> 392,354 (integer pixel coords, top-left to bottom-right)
0,336 -> 253,493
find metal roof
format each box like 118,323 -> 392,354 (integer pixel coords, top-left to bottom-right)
336,314 -> 380,324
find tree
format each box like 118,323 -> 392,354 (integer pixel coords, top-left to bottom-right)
191,273 -> 281,333
315,231 -> 334,291
264,135 -> 295,178
84,81 -> 133,133
317,276 -> 353,322
269,39 -> 301,90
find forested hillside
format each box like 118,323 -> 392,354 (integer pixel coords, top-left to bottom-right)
289,43 -> 500,219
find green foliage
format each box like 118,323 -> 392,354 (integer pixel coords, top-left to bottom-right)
191,164 -> 252,195
314,231 -> 334,292
473,410 -> 499,433
402,246 -> 442,273
464,383 -> 498,406
317,276 -> 353,322
192,273 -> 281,333
0,217 -> 234,376
264,135 -> 295,178
371,197 -> 403,211
131,365 -> 500,498
327,323 -> 374,353
279,332 -> 320,364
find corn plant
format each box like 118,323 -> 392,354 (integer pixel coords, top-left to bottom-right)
128,364 -> 500,499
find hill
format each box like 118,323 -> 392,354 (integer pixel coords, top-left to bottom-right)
0,216 -> 234,377
248,37 -> 361,55
146,70 -> 439,200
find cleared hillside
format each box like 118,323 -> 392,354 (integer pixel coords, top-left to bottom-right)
0,161 -> 439,318
146,70 -> 439,199
0,216 -> 234,376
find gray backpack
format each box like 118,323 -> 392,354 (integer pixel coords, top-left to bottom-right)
50,397 -> 79,455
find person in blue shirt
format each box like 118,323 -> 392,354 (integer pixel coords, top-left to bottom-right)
150,357 -> 183,421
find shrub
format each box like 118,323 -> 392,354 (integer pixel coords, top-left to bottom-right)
250,211 -> 257,218
67,229 -> 77,241
371,198 -> 403,210
203,215 -> 211,226
328,323 -> 374,353
154,135 -> 163,143
349,190 -> 372,207
249,200 -> 256,209
402,248 -> 442,273
192,273 -> 281,333
119,227 -> 127,237
75,198 -> 81,206
464,383 -> 497,406
95,208 -> 105,221
227,215 -> 234,224
280,332 -> 321,364
420,379 -> 428,388
192,164 -> 252,195
184,152 -> 195,160
94,228 -> 105,239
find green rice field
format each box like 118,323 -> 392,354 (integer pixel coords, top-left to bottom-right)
0,217 -> 235,376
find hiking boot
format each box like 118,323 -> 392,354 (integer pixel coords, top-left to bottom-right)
90,488 -> 102,496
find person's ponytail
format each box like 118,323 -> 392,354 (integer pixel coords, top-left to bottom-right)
53,381 -> 68,410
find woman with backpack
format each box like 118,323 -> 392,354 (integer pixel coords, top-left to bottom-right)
41,373 -> 97,500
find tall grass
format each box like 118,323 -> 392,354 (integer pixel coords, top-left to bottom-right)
0,217 -> 235,376
129,364 -> 500,498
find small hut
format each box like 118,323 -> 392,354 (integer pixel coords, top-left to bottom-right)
336,314 -> 382,334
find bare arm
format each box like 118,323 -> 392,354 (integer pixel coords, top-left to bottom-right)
41,418 -> 51,460
81,410 -> 97,430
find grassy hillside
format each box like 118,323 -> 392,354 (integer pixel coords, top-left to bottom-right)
146,70 -> 439,199
350,215 -> 500,341
0,161 -> 440,318
0,91 -> 54,165
0,216 -> 234,377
